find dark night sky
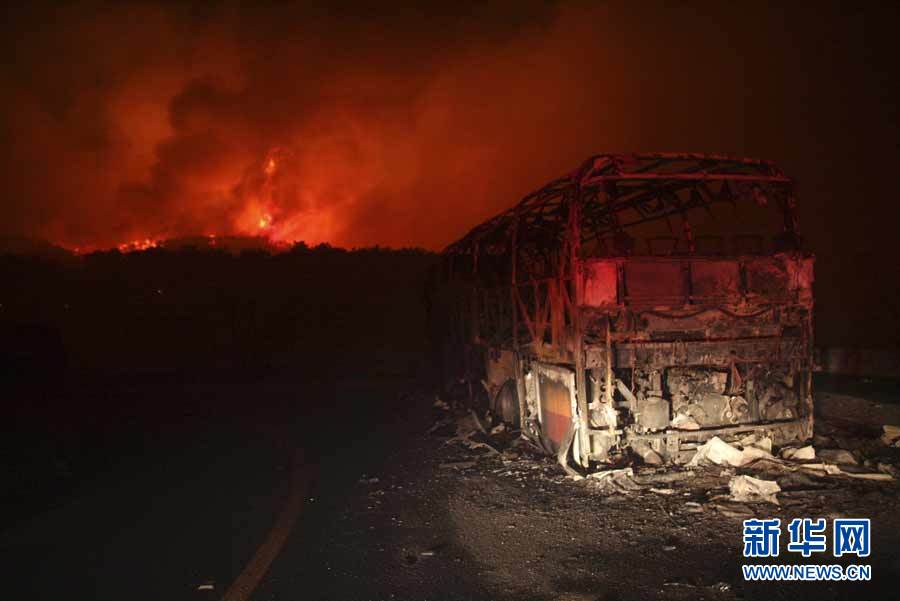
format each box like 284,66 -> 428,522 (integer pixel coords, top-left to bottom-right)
2,1 -> 899,343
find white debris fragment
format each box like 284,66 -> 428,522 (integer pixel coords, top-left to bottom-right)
798,462 -> 893,480
738,433 -> 773,454
650,487 -> 676,495
739,445 -> 776,463
688,435 -> 777,468
490,423 -> 507,435
797,462 -> 843,476
686,436 -> 891,483
433,397 -> 450,410
839,470 -> 894,481
882,424 -> 900,447
687,436 -> 748,467
587,467 -> 639,492
671,413 -> 701,430
588,467 -> 634,480
780,445 -> 816,461
729,474 -> 781,504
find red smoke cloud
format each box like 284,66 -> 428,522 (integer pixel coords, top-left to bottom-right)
0,1 -> 559,250
1,1 -> 899,257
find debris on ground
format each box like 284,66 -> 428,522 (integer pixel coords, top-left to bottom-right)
817,448 -> 858,465
792,462 -> 894,481
427,404 -> 517,460
741,445 -> 777,464
425,379 -> 900,514
456,410 -> 487,437
587,467 -> 634,481
882,424 -> 900,447
728,474 -> 781,504
682,501 -> 704,513
663,581 -> 732,593
426,414 -> 455,436
439,461 -> 477,470
679,431 -> 899,487
838,470 -> 894,481
586,467 -> 640,493
687,436 -> 745,467
780,445 -> 816,460
738,433 -> 773,454
633,469 -> 696,485
878,462 -> 900,477
713,503 -> 756,519
631,440 -> 664,465
454,437 -> 500,455
382,384 -> 900,600
687,436 -> 773,467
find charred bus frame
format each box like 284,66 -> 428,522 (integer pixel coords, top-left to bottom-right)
439,153 -> 814,467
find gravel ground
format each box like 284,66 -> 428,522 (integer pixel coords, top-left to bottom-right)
259,385 -> 900,601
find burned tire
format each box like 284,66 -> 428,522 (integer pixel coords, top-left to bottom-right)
492,379 -> 520,428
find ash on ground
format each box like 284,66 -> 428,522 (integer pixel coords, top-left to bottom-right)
262,386 -> 900,601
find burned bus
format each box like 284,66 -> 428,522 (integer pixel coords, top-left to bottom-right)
437,153 -> 814,467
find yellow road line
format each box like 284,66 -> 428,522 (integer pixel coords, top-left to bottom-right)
221,450 -> 308,601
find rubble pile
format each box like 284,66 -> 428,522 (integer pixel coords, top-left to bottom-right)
428,388 -> 900,515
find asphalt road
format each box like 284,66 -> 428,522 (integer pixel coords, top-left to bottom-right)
5,372 -> 898,600
0,371 -> 434,600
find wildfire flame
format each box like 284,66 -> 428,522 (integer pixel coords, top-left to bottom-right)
117,238 -> 159,252
103,145 -> 348,253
